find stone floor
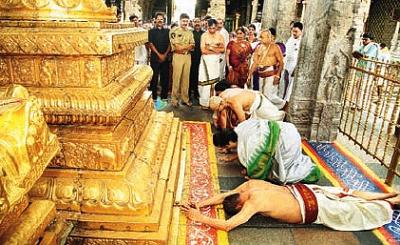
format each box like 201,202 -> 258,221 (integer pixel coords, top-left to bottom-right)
161,99 -> 393,245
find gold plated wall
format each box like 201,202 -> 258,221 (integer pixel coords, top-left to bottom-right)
0,0 -> 116,21
0,1 -> 182,243
0,85 -> 59,242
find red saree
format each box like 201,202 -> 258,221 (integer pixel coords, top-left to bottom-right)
227,40 -> 252,87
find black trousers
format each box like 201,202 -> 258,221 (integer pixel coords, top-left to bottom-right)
189,57 -> 201,98
150,60 -> 170,100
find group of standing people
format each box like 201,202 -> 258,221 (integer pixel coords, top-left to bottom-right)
144,11 -> 304,113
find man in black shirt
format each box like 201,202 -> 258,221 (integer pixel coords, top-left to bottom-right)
148,12 -> 170,109
189,18 -> 204,101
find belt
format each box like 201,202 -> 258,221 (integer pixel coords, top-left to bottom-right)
174,51 -> 189,55
258,66 -> 276,78
293,183 -> 318,224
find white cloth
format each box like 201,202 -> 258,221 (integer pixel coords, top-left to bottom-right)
198,85 -> 213,107
378,47 -> 391,62
218,28 -> 229,80
198,54 -> 220,107
290,185 -> 393,231
284,36 -> 301,74
259,66 -> 286,109
135,45 -> 148,65
234,119 -> 314,183
247,92 -> 285,121
282,36 -> 301,101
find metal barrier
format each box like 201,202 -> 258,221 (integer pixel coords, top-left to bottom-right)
339,58 -> 400,185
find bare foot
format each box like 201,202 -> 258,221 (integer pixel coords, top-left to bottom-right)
385,194 -> 400,206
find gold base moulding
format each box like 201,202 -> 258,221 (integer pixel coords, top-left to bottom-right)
30,112 -> 183,229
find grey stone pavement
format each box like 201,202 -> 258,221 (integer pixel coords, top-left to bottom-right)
160,99 -> 394,245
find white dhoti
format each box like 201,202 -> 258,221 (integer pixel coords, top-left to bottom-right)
235,119 -> 316,183
259,66 -> 286,109
198,54 -> 220,107
289,184 -> 393,231
219,53 -> 226,80
282,69 -> 294,101
248,92 -> 285,121
135,45 -> 148,65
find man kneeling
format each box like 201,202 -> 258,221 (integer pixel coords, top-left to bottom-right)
182,179 -> 397,231
213,118 -> 320,184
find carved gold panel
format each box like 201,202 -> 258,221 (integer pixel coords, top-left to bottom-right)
48,93 -> 153,170
0,85 -> 59,230
0,27 -> 147,56
30,112 -> 176,218
0,0 -> 116,22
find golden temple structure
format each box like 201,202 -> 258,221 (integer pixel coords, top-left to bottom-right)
0,1 -> 184,244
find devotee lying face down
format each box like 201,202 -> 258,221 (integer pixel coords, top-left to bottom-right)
181,179 -> 398,232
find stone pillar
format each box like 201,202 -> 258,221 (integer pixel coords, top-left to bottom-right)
391,22 -> 400,52
261,0 -> 297,42
352,0 -> 371,50
124,0 -> 143,20
288,0 -> 360,142
251,0 -> 259,22
208,0 -> 225,19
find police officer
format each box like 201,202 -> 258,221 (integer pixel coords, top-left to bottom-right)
170,13 -> 195,107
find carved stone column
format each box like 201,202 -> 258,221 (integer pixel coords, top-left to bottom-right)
288,0 -> 360,142
352,0 -> 371,50
208,0 -> 225,19
124,0 -> 143,20
251,0 -> 259,22
261,0 -> 298,42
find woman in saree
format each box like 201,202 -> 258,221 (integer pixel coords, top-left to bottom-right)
226,27 -> 252,88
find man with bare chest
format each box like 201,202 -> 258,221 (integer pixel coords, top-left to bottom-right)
249,30 -> 286,110
198,19 -> 225,108
182,179 -> 397,232
209,88 -> 285,127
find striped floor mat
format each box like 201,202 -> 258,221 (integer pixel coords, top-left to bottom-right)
302,140 -> 400,245
175,122 -> 228,245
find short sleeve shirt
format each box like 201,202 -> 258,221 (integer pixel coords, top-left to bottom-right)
170,27 -> 195,52
148,27 -> 170,62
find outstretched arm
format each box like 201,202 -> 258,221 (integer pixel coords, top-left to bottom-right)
196,190 -> 237,208
195,181 -> 250,208
182,201 -> 258,231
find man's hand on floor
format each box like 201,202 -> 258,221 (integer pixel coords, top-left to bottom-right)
181,204 -> 203,222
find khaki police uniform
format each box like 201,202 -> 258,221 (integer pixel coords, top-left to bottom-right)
170,27 -> 195,105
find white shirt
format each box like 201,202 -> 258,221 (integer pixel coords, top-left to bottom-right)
284,36 -> 302,74
219,28 -> 229,48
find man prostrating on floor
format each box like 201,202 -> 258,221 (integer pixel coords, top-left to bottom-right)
181,179 -> 397,232
213,118 -> 320,184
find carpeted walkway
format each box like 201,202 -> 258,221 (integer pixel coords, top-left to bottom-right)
303,141 -> 400,245
174,122 -> 228,245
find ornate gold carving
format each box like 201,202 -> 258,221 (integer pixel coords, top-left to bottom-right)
0,196 -> 28,237
66,238 -> 160,245
30,111 -> 177,217
0,85 -> 59,223
0,51 -> 137,88
0,27 -> 148,56
0,200 -> 56,245
0,0 -> 116,22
